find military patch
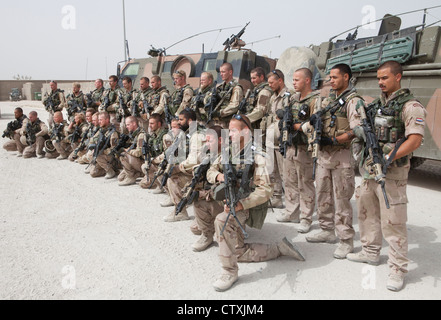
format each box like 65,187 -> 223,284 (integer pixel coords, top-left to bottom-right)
416,118 -> 425,125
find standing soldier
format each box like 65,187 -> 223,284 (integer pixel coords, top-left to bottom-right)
85,79 -> 105,112
169,70 -> 194,117
150,76 -> 171,125
206,115 -> 305,292
139,114 -> 168,190
99,75 -> 122,130
132,77 -> 153,131
117,77 -> 137,134
239,67 -> 272,130
88,112 -> 120,179
2,107 -> 28,155
208,62 -> 244,128
43,81 -> 66,129
305,64 -> 362,260
47,111 -> 72,160
347,61 -> 426,292
18,111 -> 49,159
118,116 -> 148,186
192,72 -> 216,125
66,83 -> 86,122
263,69 -> 291,209
276,68 -> 318,233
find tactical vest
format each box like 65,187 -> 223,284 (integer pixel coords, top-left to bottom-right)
192,85 -> 215,123
217,80 -> 242,110
150,87 -> 169,108
290,92 -> 319,146
321,89 -> 363,148
46,89 -> 64,109
148,128 -> 168,158
91,88 -> 104,103
26,119 -> 43,144
369,89 -> 416,167
67,92 -> 85,116
103,87 -> 120,105
170,84 -> 193,116
246,82 -> 272,114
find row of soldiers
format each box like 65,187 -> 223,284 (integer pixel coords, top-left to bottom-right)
2,60 -> 426,292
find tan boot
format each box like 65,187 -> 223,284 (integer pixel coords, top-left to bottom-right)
277,237 -> 305,261
333,239 -> 353,259
105,168 -> 116,179
192,234 -> 214,252
118,177 -> 136,186
276,212 -> 300,223
118,171 -> 127,182
297,219 -> 311,234
160,197 -> 174,208
152,187 -> 166,194
213,274 -> 238,292
347,250 -> 380,266
163,209 -> 190,222
387,271 -> 405,292
306,230 -> 337,244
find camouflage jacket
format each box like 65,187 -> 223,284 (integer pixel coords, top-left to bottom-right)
43,89 -> 66,113
169,84 -> 194,116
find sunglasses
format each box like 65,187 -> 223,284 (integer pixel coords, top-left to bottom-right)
233,114 -> 251,130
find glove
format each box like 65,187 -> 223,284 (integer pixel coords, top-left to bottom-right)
320,137 -> 337,146
309,114 -> 320,127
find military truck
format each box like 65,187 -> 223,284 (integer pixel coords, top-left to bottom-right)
9,88 -> 22,102
116,24 -> 277,93
277,9 -> 441,168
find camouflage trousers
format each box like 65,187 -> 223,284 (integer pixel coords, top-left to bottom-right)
266,123 -> 284,198
356,179 -> 409,273
315,163 -> 355,240
193,197 -> 224,238
2,133 -> 20,152
214,209 -> 281,276
139,163 -> 167,190
283,145 -> 315,222
167,172 -> 193,215
120,153 -> 143,179
53,140 -> 72,158
20,137 -> 46,158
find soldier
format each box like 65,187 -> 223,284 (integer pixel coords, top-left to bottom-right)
117,116 -> 148,186
88,111 -> 120,179
66,83 -> 86,122
99,75 -> 122,130
305,63 -> 362,260
263,69 -> 290,209
47,111 -> 71,160
191,125 -> 224,252
276,68 -> 318,233
77,112 -> 100,166
206,115 -> 305,292
149,76 -> 170,125
209,62 -> 244,128
239,67 -> 272,130
85,79 -> 105,111
169,70 -> 194,117
132,77 -> 153,131
163,108 -> 206,222
117,77 -> 137,134
2,107 -> 28,155
67,112 -> 89,161
17,111 -> 49,159
42,81 -> 67,129
347,61 -> 426,292
192,72 -> 216,125
139,114 -> 168,190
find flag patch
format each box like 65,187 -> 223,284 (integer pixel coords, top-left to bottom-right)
416,118 -> 424,124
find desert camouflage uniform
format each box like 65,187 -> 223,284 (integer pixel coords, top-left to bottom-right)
149,86 -> 170,123
356,88 -> 426,276
116,87 -> 138,133
207,143 -> 278,278
119,127 -> 148,181
242,82 -> 272,130
18,118 -> 49,158
67,121 -> 89,161
76,123 -> 100,165
192,83 -> 216,125
88,124 -> 119,177
132,88 -> 154,132
2,114 -> 28,153
310,88 -> 362,241
48,120 -> 72,159
43,89 -> 67,128
87,87 -> 104,112
278,91 -> 319,223
66,92 -> 86,122
99,86 -> 122,130
208,80 -> 244,128
169,84 -> 194,117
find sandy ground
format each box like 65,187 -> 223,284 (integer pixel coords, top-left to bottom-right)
0,101 -> 441,301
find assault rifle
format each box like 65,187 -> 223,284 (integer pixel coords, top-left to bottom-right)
223,22 -> 250,51
276,92 -> 294,158
109,133 -> 130,156
164,98 -> 174,128
51,123 -> 65,143
25,122 -> 37,145
44,93 -> 57,113
117,92 -> 130,122
100,95 -> 111,112
2,120 -> 21,139
237,89 -> 251,115
175,156 -> 211,216
358,104 -> 390,209
87,127 -> 116,169
69,125 -> 82,145
142,99 -> 154,116
205,82 -> 219,123
85,92 -> 95,108
142,139 -> 152,177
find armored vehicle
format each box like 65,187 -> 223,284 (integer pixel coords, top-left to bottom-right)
277,8 -> 441,167
9,88 -> 22,102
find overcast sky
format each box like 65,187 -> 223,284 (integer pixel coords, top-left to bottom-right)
1,0 -> 440,80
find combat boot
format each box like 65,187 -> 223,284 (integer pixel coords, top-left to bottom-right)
160,197 -> 174,207
213,273 -> 238,292
333,239 -> 353,259
297,219 -> 311,233
152,187 -> 166,195
387,271 -> 405,292
192,234 -> 214,252
190,221 -> 202,235
306,229 -> 337,243
57,154 -> 68,160
277,237 -> 305,261
347,250 -> 380,266
118,171 -> 127,182
105,169 -> 116,179
276,212 -> 300,223
118,177 -> 136,186
163,209 -> 190,222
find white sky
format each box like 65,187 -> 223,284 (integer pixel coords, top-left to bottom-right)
1,0 -> 440,80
